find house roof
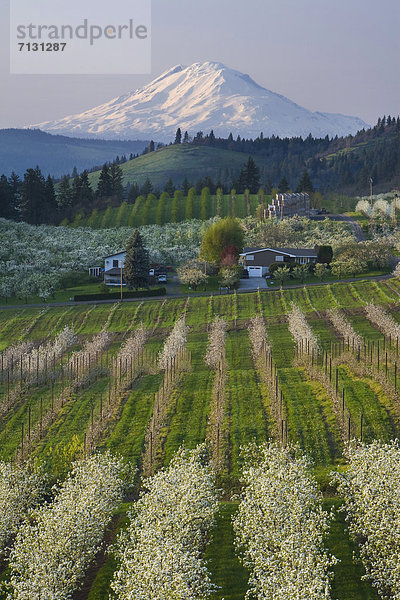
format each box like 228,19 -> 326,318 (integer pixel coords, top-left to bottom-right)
104,251 -> 126,259
241,247 -> 318,258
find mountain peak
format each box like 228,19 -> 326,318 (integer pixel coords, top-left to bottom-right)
32,62 -> 369,141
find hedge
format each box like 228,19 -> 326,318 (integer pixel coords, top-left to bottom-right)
73,288 -> 167,301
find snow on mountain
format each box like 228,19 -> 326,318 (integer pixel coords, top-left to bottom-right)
32,61 -> 369,141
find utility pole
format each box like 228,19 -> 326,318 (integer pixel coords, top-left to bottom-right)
369,177 -> 373,211
120,261 -> 123,302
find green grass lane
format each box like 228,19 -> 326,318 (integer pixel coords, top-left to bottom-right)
225,331 -> 269,478
279,367 -> 342,466
185,296 -> 209,326
106,373 -> 163,463
261,289 -> 285,317
281,287 -> 310,312
106,301 -> 143,333
346,313 -> 384,343
307,285 -> 337,311
85,502 -> 131,600
308,315 -> 341,351
0,380 -> 64,461
0,309 -> 41,343
34,377 -> 111,467
267,320 -> 295,368
163,333 -> 213,464
336,366 -> 397,442
237,292 -> 258,321
206,502 -> 249,600
372,280 -> 399,303
325,498 -> 379,600
158,297 -> 186,327
330,283 -> 361,309
78,304 -> 116,334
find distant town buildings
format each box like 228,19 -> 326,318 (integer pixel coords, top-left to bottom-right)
267,193 -> 311,219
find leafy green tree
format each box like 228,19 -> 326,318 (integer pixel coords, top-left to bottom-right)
292,264 -> 308,283
317,245 -> 333,264
200,217 -> 244,264
124,230 -> 150,290
185,187 -> 195,220
219,265 -> 241,289
200,187 -> 210,220
177,260 -> 208,290
314,263 -> 329,281
216,187 -> 223,217
274,265 -> 291,287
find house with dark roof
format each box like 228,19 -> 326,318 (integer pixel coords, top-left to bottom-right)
239,247 -> 318,277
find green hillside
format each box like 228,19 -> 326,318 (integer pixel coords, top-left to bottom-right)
86,144 -> 256,190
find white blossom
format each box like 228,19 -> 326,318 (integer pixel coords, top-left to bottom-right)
7,453 -> 128,600
111,445 -> 219,600
233,442 -> 336,600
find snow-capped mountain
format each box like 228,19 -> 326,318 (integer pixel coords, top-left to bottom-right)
32,62 -> 369,141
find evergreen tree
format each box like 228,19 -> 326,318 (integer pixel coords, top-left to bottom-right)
164,177 -> 175,196
265,176 -> 273,195
0,175 -> 14,219
124,230 -> 150,290
174,128 -> 182,144
45,175 -> 57,218
127,182 -> 140,204
296,170 -> 314,193
183,131 -> 189,143
278,176 -> 290,193
109,163 -> 124,199
21,166 -> 48,224
182,178 -> 190,196
57,176 -> 73,208
78,170 -> 94,204
238,156 -> 260,193
96,164 -> 112,198
141,178 -> 153,196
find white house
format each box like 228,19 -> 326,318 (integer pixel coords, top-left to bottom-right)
104,251 -> 126,286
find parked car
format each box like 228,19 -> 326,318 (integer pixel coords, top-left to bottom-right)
158,274 -> 167,283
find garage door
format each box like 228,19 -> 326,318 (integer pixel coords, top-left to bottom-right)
248,266 -> 263,277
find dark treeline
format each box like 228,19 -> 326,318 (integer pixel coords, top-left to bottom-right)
1,116 -> 399,225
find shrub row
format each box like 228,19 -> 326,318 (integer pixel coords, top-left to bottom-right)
73,288 -> 166,301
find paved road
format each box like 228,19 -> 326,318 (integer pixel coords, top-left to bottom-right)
238,277 -> 268,290
0,273 -> 395,311
311,213 -> 366,241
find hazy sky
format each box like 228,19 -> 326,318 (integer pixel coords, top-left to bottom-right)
1,0 -> 399,129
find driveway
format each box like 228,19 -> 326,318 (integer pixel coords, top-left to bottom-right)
238,277 -> 268,290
